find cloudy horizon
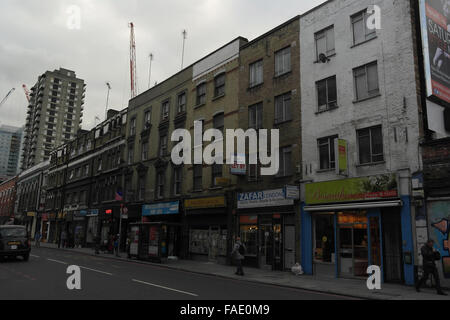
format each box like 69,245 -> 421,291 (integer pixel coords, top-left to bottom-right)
0,0 -> 326,131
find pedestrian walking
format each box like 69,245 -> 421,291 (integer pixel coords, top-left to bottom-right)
34,230 -> 41,248
94,234 -> 100,255
126,235 -> 131,259
231,236 -> 246,276
416,239 -> 447,295
114,234 -> 120,257
60,230 -> 67,249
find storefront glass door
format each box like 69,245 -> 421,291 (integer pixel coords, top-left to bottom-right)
337,212 -> 369,278
259,224 -> 273,269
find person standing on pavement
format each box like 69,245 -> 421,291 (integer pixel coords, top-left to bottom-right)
416,239 -> 447,295
60,230 -> 67,249
231,236 -> 246,276
113,234 -> 120,257
34,230 -> 41,248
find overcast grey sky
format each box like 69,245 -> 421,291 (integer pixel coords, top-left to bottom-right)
0,0 -> 326,131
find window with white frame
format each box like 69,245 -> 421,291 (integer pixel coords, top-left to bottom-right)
317,76 -> 337,112
274,92 -> 292,124
130,117 -> 136,136
249,60 -> 263,87
357,126 -> 384,164
248,103 -> 263,129
318,136 -> 337,170
351,10 -> 377,45
196,83 -> 206,106
315,26 -> 335,60
159,134 -> 168,157
353,62 -> 379,101
177,92 -> 186,114
214,74 -> 226,97
275,46 -> 291,77
141,141 -> 149,161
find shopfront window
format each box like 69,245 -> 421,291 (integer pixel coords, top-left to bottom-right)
240,225 -> 257,257
189,227 -> 227,258
314,214 -> 335,263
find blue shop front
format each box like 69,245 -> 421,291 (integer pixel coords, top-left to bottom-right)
301,174 -> 415,285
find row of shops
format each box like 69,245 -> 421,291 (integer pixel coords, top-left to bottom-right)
22,171 -> 447,287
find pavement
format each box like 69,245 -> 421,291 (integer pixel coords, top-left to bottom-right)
28,242 -> 450,300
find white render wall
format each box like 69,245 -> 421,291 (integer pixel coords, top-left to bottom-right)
300,0 -> 422,183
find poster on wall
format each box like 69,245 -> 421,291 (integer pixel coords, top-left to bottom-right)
428,201 -> 450,279
419,0 -> 450,104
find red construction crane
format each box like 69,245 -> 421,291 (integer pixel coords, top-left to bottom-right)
22,84 -> 30,102
129,22 -> 137,99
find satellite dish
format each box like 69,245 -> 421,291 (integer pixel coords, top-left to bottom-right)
319,53 -> 330,63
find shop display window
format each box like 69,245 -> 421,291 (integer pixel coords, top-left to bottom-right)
314,214 -> 335,263
240,225 -> 257,257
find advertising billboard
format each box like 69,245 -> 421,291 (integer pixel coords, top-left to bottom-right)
419,0 -> 450,104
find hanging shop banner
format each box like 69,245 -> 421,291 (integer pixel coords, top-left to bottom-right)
285,185 -> 300,200
184,196 -> 226,210
419,0 -> 450,104
142,201 -> 180,216
335,139 -> 348,176
305,174 -> 398,205
237,189 -> 294,209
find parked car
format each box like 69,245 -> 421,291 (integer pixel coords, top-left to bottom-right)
0,225 -> 31,261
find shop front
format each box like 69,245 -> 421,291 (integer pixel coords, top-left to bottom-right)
47,213 -> 57,244
184,196 -> 229,264
237,188 -> 298,271
301,174 -> 415,285
85,209 -> 99,247
132,201 -> 182,262
73,210 -> 88,248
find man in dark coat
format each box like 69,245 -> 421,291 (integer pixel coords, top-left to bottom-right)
231,236 -> 246,276
416,239 -> 447,295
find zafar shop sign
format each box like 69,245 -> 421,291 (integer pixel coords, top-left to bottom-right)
238,189 -> 294,209
306,174 -> 398,205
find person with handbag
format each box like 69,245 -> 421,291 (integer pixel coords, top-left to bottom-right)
416,239 -> 447,295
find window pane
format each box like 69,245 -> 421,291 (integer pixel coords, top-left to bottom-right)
367,64 -> 379,94
326,28 -> 335,55
316,35 -> 327,58
358,130 -> 371,164
319,142 -> 330,170
317,80 -> 327,109
353,17 -> 364,44
371,127 -> 383,161
355,70 -> 367,100
327,77 -> 337,104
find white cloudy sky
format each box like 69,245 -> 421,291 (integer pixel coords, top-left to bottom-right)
0,0 -> 325,130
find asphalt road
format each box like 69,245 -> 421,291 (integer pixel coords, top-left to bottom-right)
0,247 -> 355,300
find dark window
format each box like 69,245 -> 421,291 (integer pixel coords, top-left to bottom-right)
354,62 -> 379,101
248,103 -> 263,129
315,26 -> 335,60
156,172 -> 165,199
161,101 -> 170,120
278,146 -> 292,177
141,141 -> 149,161
213,113 -> 224,134
214,74 -> 226,97
177,92 -> 186,114
138,175 -> 146,201
193,165 -> 202,191
196,83 -> 206,105
317,76 -> 337,112
47,130 -> 53,136
173,167 -> 182,196
357,126 -> 384,164
318,136 -> 337,170
143,109 -> 151,127
127,145 -> 134,165
159,134 -> 168,157
275,46 -> 291,76
130,117 -> 136,136
274,92 -> 292,124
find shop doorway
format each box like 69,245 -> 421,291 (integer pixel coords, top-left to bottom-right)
337,212 -> 369,278
284,225 -> 295,270
313,213 -> 336,278
382,209 -> 403,282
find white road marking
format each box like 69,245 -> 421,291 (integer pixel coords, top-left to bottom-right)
30,254 -> 40,258
132,279 -> 198,297
79,266 -> 113,276
47,258 -> 68,265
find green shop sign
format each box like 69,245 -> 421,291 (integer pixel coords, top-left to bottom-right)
306,174 -> 398,205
